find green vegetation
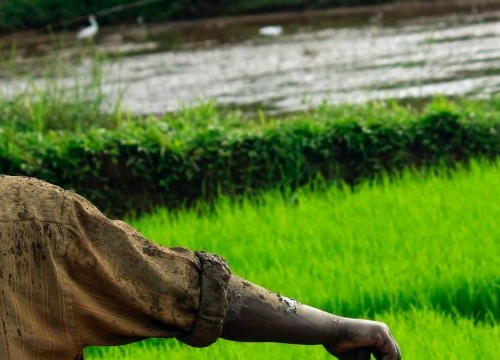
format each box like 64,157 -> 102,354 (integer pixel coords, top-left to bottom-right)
3,91 -> 500,217
2,4 -> 499,358
0,52 -> 120,133
2,26 -> 498,360
86,310 -> 500,359
84,159 -> 500,359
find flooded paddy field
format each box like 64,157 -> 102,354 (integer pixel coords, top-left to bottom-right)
2,1 -> 500,114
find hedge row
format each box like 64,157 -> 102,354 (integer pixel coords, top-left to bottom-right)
2,99 -> 500,217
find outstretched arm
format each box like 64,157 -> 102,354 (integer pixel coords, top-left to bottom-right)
221,275 -> 401,360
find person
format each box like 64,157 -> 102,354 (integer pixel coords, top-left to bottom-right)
0,175 -> 401,360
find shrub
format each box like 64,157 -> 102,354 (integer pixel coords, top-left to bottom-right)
2,98 -> 500,217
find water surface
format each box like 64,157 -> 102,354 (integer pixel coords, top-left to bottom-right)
2,2 -> 500,114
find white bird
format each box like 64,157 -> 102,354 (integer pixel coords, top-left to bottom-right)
77,15 -> 99,40
258,25 -> 283,37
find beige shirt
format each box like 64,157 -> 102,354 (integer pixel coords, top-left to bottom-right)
0,175 -> 231,359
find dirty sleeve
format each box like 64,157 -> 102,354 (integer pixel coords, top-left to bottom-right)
60,191 -> 232,349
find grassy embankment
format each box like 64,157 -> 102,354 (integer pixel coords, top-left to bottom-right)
85,160 -> 500,360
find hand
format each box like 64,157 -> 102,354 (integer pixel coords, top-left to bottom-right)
337,348 -> 372,360
324,318 -> 401,360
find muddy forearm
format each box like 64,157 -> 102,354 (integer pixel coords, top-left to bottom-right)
221,275 -> 337,345
220,275 -> 401,359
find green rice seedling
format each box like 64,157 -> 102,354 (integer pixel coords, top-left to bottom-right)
85,309 -> 500,359
384,309 -> 500,359
0,46 -> 123,133
128,160 -> 500,319
85,159 -> 500,359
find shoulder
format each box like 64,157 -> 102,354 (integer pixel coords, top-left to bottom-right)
0,175 -> 103,224
1,175 -> 66,194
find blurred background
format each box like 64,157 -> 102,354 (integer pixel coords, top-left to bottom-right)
2,0 -> 500,115
2,3 -> 500,359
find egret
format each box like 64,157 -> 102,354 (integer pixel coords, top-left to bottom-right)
258,25 -> 283,37
77,15 -> 99,40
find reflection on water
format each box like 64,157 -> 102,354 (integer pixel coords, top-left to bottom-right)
2,3 -> 500,114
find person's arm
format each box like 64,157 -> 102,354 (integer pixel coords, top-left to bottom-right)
221,275 -> 401,360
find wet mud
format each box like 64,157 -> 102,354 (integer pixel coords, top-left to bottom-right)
2,1 -> 500,114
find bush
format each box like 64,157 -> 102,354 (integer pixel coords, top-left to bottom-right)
2,98 -> 500,217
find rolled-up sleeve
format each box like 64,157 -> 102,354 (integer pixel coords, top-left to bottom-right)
58,192 -> 231,349
179,251 -> 231,347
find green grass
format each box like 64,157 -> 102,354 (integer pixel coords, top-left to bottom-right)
86,309 -> 500,359
85,160 -> 500,359
0,47 -> 125,134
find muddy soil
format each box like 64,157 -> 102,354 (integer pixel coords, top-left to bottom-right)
1,0 -> 500,114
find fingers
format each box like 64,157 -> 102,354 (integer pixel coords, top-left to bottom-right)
387,329 -> 402,360
373,323 -> 401,360
326,318 -> 401,359
337,347 -> 372,360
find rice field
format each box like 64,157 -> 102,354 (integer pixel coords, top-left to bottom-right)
85,160 -> 500,359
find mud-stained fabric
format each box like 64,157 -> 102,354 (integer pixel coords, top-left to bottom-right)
0,175 -> 231,359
